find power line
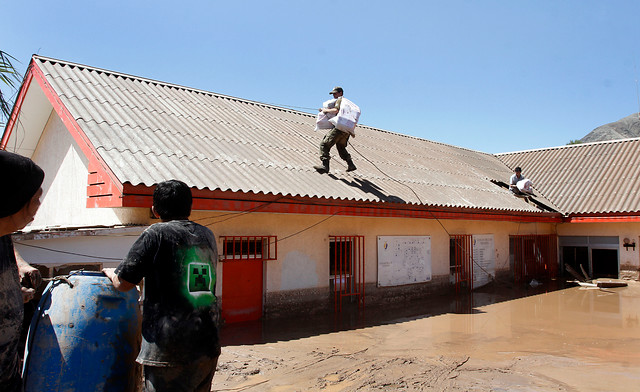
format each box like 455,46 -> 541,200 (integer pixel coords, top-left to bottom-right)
262,101 -> 317,114
347,140 -> 506,284
14,242 -> 123,261
635,61 -> 640,119
277,211 -> 345,243
192,195 -> 287,225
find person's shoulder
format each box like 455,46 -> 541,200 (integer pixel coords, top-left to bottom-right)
145,221 -> 170,232
142,221 -> 183,237
188,220 -> 214,233
186,221 -> 216,240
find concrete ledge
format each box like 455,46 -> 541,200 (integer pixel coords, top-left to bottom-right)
265,288 -> 332,319
264,275 -> 456,318
364,275 -> 452,307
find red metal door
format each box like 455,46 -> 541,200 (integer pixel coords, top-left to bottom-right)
222,258 -> 263,323
219,236 -> 276,324
510,234 -> 558,283
450,234 -> 473,292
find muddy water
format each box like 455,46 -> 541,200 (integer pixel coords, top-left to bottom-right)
216,282 -> 640,391
411,283 -> 640,362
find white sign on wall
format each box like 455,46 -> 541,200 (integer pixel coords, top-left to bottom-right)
472,234 -> 495,289
377,236 -> 431,287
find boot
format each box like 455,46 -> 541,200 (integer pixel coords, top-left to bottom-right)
346,159 -> 357,172
314,160 -> 329,174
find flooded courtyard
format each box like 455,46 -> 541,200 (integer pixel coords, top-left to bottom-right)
213,280 -> 640,391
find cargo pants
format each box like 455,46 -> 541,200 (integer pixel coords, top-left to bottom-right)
319,128 -> 352,163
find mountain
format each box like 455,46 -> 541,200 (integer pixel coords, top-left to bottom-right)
580,113 -> 640,143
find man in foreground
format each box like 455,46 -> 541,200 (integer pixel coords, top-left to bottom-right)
0,150 -> 44,392
104,180 -> 221,392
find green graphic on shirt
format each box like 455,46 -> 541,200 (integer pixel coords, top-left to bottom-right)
189,262 -> 211,292
178,246 -> 217,308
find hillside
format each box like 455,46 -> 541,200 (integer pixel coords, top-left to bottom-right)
580,113 -> 640,143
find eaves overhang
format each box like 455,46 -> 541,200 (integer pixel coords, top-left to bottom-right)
562,212 -> 640,223
120,183 -> 563,223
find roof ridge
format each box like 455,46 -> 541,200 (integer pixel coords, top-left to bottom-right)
33,54 -> 315,118
496,136 -> 640,156
33,56 -> 501,156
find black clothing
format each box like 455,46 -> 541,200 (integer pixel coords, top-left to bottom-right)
0,236 -> 24,392
116,220 -> 221,367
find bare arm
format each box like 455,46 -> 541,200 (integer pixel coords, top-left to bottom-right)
319,107 -> 339,115
14,250 -> 41,302
102,267 -> 136,292
15,252 -> 41,284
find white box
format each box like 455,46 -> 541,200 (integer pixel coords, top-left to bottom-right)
329,97 -> 360,136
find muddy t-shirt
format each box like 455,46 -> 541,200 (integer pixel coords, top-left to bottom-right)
116,220 -> 221,367
0,236 -> 24,391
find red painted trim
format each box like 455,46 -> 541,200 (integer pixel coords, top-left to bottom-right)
1,68 -> 35,149
564,214 -> 640,223
120,184 -> 563,222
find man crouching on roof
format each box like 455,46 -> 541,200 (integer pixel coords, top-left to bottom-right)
509,166 -> 534,196
104,180 -> 221,392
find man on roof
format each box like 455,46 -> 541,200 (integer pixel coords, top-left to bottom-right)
509,166 -> 534,196
313,86 -> 357,174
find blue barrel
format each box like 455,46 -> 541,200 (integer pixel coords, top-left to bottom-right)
22,271 -> 141,391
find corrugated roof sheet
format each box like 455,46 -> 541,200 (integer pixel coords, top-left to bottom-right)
497,138 -> 640,214
35,56 -> 555,214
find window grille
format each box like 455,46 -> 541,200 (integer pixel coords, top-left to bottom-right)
219,236 -> 277,261
330,235 -> 365,312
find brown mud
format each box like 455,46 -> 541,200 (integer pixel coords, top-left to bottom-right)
214,280 -> 640,391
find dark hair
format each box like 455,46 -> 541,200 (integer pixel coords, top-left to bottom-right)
0,151 -> 45,218
514,166 -> 522,172
153,180 -> 192,220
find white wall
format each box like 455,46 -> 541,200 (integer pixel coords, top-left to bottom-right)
558,221 -> 640,270
16,208 -> 555,298
189,210 -> 555,294
27,112 -> 147,231
14,227 -> 143,268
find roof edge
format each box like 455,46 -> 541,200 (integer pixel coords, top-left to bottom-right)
496,136 -> 640,156
563,212 -> 640,223
119,184 -> 562,223
32,55 -> 318,119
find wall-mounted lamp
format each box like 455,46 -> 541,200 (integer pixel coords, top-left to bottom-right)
623,238 -> 636,251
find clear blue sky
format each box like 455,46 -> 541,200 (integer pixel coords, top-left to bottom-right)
4,1 -> 640,153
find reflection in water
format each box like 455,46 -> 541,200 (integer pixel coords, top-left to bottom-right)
221,279 -> 571,346
222,281 -> 640,363
217,280 -> 640,392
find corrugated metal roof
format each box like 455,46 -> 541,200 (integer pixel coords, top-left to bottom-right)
497,138 -> 640,214
35,55 -> 555,214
